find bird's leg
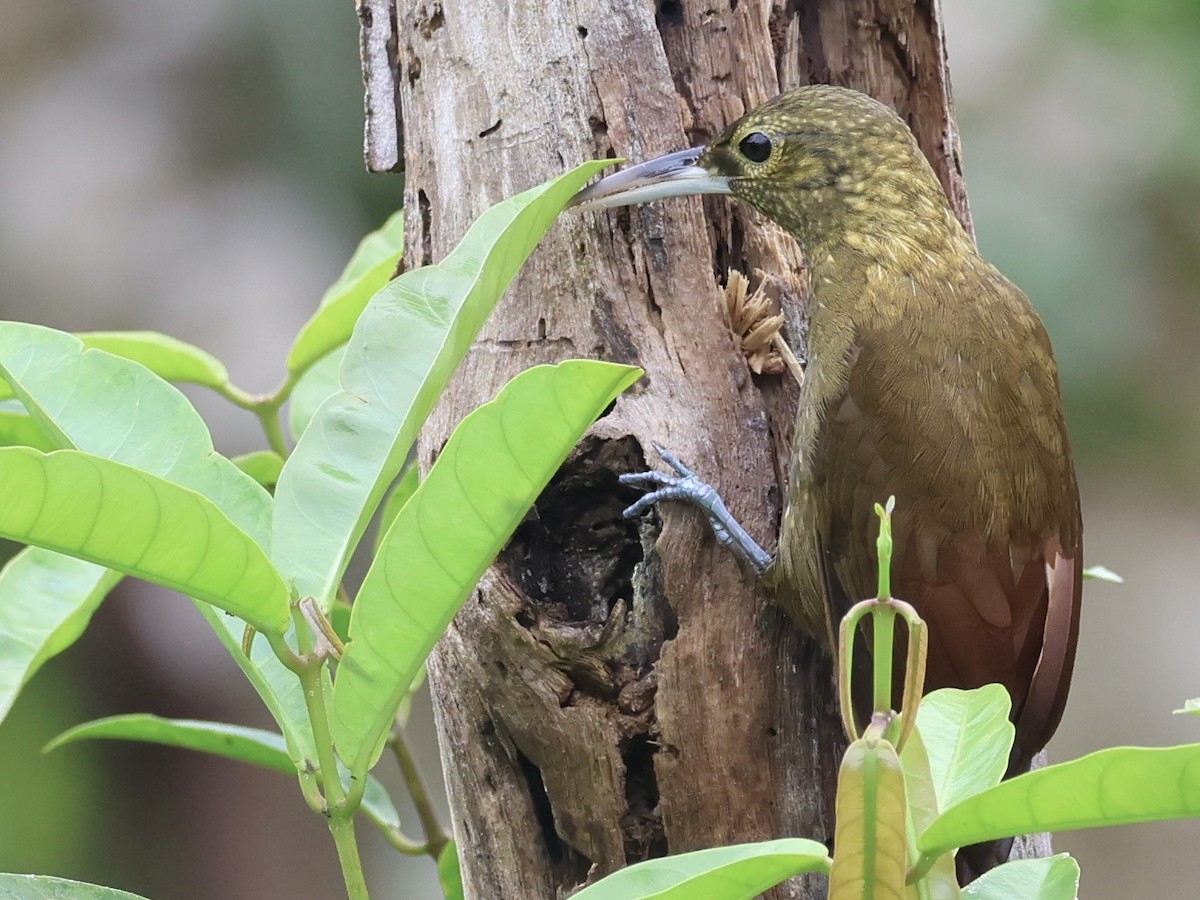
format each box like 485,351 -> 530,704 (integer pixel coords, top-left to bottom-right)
621,444 -> 774,575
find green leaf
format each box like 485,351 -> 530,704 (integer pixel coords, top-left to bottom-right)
0,322 -> 310,761
570,839 -> 831,900
0,323 -> 270,544
918,743 -> 1200,858
1174,698 -> 1200,717
77,331 -> 231,390
962,854 -> 1079,899
373,462 -> 419,556
272,160 -> 610,610
287,210 -> 406,375
0,552 -> 121,723
331,360 -> 640,773
190,602 -> 317,769
1082,565 -> 1123,583
232,450 -> 286,488
828,737 -> 907,900
0,874 -> 150,900
900,728 -> 961,900
0,403 -> 53,450
0,447 -> 289,634
46,714 -> 297,772
329,598 -> 352,645
0,329 -> 232,401
44,714 -> 402,834
437,841 -> 465,900
288,344 -> 345,442
395,664 -> 427,728
360,770 -> 404,833
916,687 -> 1014,813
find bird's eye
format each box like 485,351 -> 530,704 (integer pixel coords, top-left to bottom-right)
738,132 -> 772,163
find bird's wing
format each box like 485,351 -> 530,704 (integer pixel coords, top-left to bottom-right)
1013,538 -> 1081,767
812,314 -> 1081,764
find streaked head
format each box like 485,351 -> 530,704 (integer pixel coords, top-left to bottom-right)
570,85 -> 956,257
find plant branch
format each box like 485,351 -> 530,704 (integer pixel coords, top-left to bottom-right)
299,655 -> 370,898
213,371 -> 300,457
379,825 -> 430,857
389,724 -> 450,859
256,406 -> 290,458
329,815 -> 370,900
271,598 -> 370,899
872,604 -> 897,719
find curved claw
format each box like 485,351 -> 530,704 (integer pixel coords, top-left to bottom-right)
619,470 -> 678,489
619,444 -> 774,576
651,443 -> 696,479
620,447 -> 706,520
622,484 -> 698,519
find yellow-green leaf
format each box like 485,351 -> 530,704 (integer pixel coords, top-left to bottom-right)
76,331 -> 231,389
570,839 -> 831,900
231,450 -> 285,488
962,854 -> 1078,899
829,737 -> 908,900
287,210 -> 406,374
45,714 -> 402,834
0,448 -> 289,634
0,874 -> 149,900
272,160 -> 611,611
1175,698 -> 1200,717
901,727 -> 961,900
916,687 -> 1013,813
918,743 -> 1200,859
331,360 -> 640,773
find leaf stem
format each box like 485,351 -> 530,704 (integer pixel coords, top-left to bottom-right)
272,602 -> 370,899
266,629 -> 304,674
256,406 -> 290,458
214,382 -> 260,410
872,603 -> 897,717
871,497 -> 898,719
298,655 -> 370,898
389,724 -> 449,859
328,815 -> 370,900
212,371 -> 299,458
379,826 -> 430,857
893,599 -> 927,752
297,761 -> 326,814
907,850 -> 938,886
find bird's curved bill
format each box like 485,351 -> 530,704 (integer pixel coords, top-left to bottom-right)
568,147 -> 730,212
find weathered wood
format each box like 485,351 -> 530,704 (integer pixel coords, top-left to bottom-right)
357,0 -> 403,173
371,2 -> 983,897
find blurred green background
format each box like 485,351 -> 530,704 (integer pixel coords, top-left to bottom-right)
0,0 -> 1196,897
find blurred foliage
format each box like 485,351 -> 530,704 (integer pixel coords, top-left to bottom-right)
1055,0 -> 1200,39
953,0 -> 1200,495
0,660 -> 110,882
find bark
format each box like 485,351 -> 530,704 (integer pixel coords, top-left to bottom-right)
360,1 -> 996,897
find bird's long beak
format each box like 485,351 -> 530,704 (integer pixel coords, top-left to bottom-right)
568,147 -> 732,212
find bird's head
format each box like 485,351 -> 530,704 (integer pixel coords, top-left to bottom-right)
570,85 -> 962,262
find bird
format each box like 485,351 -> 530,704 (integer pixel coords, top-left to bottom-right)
570,84 -> 1081,879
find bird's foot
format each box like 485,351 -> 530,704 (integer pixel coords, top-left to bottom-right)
620,443 -> 773,575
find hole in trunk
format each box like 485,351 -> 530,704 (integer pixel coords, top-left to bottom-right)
620,734 -> 666,862
500,436 -> 645,625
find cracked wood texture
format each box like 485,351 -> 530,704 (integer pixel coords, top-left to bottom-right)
361,1 -> 1006,896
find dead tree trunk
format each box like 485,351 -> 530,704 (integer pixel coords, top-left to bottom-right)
360,1 -> 978,897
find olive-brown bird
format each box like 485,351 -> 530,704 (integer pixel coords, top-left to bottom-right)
570,85 -> 1081,871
